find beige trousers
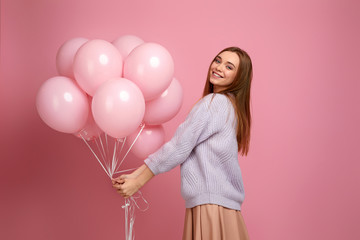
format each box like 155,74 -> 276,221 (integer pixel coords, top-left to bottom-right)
183,204 -> 250,240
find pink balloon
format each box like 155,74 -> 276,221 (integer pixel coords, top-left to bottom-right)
92,78 -> 145,139
36,76 -> 89,133
56,37 -> 88,79
74,102 -> 103,141
73,39 -> 123,96
124,42 -> 174,101
112,35 -> 144,59
144,78 -> 183,125
126,125 -> 165,160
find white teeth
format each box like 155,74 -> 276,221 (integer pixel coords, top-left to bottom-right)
213,72 -> 222,78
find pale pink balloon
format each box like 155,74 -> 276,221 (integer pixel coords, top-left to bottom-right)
126,125 -> 165,160
92,78 -> 145,139
36,76 -> 89,133
124,42 -> 174,101
74,101 -> 103,141
73,39 -> 123,96
56,37 -> 88,79
112,35 -> 144,59
144,78 -> 183,125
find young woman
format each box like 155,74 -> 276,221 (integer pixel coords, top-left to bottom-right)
113,47 -> 253,240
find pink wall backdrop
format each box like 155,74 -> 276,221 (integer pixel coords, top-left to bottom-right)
1,0 -> 359,239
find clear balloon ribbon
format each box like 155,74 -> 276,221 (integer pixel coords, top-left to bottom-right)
122,191 -> 149,240
79,123 -> 148,240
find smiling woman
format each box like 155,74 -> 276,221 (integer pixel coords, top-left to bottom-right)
209,51 -> 240,93
204,47 -> 253,156
112,46 -> 253,239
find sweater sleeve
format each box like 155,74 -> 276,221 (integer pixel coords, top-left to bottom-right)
144,93 -> 230,175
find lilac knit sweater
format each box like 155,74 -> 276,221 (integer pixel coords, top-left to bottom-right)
144,93 -> 245,210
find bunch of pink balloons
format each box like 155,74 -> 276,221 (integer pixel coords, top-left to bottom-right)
36,35 -> 183,159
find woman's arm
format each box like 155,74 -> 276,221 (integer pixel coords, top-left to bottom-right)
112,164 -> 154,198
116,164 -> 147,180
112,94 -> 228,198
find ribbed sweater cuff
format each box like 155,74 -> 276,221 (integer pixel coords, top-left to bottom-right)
144,158 -> 160,176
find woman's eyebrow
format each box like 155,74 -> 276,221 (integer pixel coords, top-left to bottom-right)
227,61 -> 236,68
217,55 -> 236,69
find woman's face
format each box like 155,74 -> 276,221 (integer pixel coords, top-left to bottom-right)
209,51 -> 240,92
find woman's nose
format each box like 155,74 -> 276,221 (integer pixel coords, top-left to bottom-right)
215,64 -> 223,72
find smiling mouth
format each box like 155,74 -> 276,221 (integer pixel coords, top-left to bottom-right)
212,71 -> 223,78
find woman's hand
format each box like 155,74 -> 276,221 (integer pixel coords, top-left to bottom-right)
112,177 -> 142,198
111,164 -> 154,199
113,164 -> 147,182
113,173 -> 136,182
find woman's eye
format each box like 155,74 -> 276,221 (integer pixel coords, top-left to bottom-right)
226,66 -> 233,70
215,59 -> 221,63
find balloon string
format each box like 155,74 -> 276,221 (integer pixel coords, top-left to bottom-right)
81,128 -> 150,240
123,199 -> 129,239
121,191 -> 148,240
82,137 -> 148,209
105,133 -> 109,157
131,191 -> 150,212
113,138 -> 126,174
114,167 -> 137,175
123,198 -> 133,240
81,135 -> 111,179
118,137 -> 126,156
122,198 -> 136,240
110,140 -> 117,176
98,133 -> 111,174
94,136 -> 109,174
114,140 -> 122,175
114,124 -> 145,174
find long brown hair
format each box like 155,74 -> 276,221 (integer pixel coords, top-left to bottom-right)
203,47 -> 253,156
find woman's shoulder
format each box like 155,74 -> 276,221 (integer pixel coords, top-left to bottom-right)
192,94 -> 231,117
202,93 -> 231,106
190,94 -> 232,116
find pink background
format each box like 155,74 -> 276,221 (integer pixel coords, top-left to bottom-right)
1,0 -> 359,239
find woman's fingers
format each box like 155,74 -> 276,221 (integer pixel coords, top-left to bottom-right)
111,178 -> 129,198
112,179 -> 125,186
112,175 -> 127,183
113,180 -> 129,195
116,186 -> 130,198
112,178 -> 138,199
112,180 -> 126,195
